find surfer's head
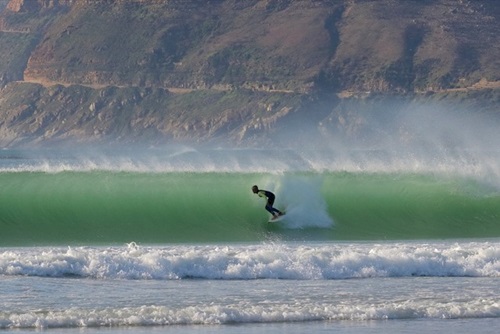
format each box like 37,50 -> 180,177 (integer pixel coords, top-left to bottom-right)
252,185 -> 258,193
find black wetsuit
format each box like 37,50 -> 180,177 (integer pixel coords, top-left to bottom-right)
257,190 -> 282,216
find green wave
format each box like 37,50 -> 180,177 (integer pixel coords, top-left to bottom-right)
0,171 -> 499,245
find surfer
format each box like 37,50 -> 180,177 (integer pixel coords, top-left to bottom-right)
252,185 -> 284,220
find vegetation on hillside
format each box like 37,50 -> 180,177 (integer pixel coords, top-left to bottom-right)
0,0 -> 498,146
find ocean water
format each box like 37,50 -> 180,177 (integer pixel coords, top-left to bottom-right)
1,147 -> 500,333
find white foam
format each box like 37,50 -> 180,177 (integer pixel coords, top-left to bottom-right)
2,242 -> 500,329
1,294 -> 500,329
1,242 -> 499,280
0,284 -> 500,329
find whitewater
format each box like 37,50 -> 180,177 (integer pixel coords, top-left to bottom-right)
1,242 -> 500,332
1,132 -> 500,333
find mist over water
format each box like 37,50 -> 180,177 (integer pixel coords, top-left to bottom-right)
2,99 -> 498,178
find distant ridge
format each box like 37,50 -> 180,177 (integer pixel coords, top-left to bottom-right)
0,0 -> 499,146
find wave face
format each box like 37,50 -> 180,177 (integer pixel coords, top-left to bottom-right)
0,166 -> 499,245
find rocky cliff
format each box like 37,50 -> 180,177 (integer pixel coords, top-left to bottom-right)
0,0 -> 499,147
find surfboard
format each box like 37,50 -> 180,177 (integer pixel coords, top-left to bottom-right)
268,213 -> 286,223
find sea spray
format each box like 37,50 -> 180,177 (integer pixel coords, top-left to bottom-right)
1,144 -> 499,177
276,174 -> 334,229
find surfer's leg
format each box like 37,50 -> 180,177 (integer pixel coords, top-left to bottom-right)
266,196 -> 282,217
266,204 -> 281,215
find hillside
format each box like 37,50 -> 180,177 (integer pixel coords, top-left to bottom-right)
0,0 -> 499,147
